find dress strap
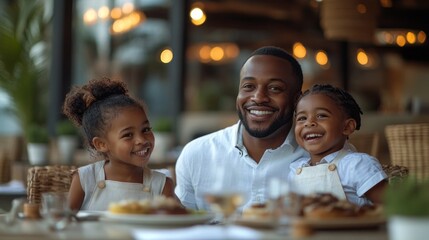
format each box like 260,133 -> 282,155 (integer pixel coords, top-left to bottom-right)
142,167 -> 152,193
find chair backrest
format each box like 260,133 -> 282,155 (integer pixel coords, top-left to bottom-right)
349,132 -> 380,158
27,165 -> 77,204
385,123 -> 429,181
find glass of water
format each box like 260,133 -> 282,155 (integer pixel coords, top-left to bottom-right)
40,192 -> 71,230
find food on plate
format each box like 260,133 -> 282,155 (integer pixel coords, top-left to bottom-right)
108,196 -> 190,215
242,202 -> 274,220
298,193 -> 383,219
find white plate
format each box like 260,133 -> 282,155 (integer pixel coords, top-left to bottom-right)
100,212 -> 215,226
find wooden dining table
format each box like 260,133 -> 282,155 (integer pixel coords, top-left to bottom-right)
0,213 -> 389,240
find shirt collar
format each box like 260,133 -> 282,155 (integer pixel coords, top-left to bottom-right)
234,121 -> 245,153
303,148 -> 345,167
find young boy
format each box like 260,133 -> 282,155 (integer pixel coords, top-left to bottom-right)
288,84 -> 388,206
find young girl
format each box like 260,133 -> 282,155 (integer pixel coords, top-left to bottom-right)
288,84 -> 388,206
63,77 -> 175,211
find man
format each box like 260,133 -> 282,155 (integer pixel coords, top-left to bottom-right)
175,46 -> 307,211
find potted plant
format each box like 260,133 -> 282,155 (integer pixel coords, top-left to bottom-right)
0,1 -> 51,163
56,119 -> 79,165
151,117 -> 175,162
384,177 -> 429,240
26,124 -> 49,165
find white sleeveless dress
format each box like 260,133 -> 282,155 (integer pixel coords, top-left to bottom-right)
78,160 -> 166,211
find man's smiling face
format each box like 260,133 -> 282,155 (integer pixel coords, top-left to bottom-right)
236,55 -> 300,138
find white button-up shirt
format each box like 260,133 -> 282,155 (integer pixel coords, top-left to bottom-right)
174,121 -> 307,211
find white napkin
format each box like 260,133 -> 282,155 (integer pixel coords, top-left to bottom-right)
0,180 -> 26,193
132,225 -> 262,240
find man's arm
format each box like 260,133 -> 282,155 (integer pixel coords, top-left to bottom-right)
174,147 -> 198,210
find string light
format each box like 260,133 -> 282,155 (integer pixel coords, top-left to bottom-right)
160,48 -> 173,64
315,50 -> 329,67
189,43 -> 240,63
83,3 -> 145,34
293,42 -> 307,59
190,7 -> 206,26
376,29 -> 426,46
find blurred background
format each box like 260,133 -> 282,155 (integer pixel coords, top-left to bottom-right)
1,0 -> 429,174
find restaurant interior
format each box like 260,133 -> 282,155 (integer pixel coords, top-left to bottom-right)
1,0 -> 429,222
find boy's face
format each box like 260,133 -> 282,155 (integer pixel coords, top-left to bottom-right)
294,93 -> 355,159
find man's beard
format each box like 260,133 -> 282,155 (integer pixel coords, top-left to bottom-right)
237,109 -> 293,138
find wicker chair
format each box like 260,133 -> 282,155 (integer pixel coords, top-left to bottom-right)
27,165 -> 77,204
385,123 -> 429,181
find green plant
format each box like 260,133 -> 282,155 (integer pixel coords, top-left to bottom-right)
27,124 -> 49,144
56,119 -> 78,136
384,177 -> 429,217
0,0 -> 51,135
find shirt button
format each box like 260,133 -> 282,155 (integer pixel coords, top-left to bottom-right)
296,168 -> 302,175
328,164 -> 336,171
97,181 -> 106,189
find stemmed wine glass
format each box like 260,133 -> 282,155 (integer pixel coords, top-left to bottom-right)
203,165 -> 246,226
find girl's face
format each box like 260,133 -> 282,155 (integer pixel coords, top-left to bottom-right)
101,106 -> 154,168
294,93 -> 355,160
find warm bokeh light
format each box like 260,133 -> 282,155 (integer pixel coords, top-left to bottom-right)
190,7 -> 206,26
111,11 -> 145,34
83,8 -> 97,25
160,48 -> 173,63
225,44 -> 239,58
376,29 -> 426,46
417,31 -> 426,43
406,32 -> 416,44
383,31 -> 394,44
315,50 -> 329,66
210,47 -> 224,61
293,42 -> 306,59
396,35 -> 406,47
189,43 -> 239,63
199,45 -> 211,61
122,2 -> 134,14
110,7 -> 122,19
357,49 -> 369,65
190,8 -> 204,20
380,0 -> 393,8
356,4 -> 367,14
191,15 -> 206,26
98,6 -> 110,20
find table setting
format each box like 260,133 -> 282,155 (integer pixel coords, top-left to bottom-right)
0,183 -> 389,240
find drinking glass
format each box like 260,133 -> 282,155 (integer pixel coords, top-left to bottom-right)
204,165 -> 246,226
3,198 -> 25,225
268,178 -> 300,235
40,192 -> 71,230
